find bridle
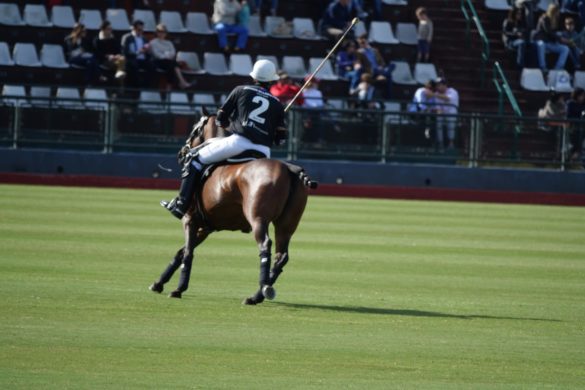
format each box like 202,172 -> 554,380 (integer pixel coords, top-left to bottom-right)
186,115 -> 210,147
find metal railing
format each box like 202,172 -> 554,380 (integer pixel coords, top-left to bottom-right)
493,61 -> 523,118
461,0 -> 490,87
0,96 -> 581,171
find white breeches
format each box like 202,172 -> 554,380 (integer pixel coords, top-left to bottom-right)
192,134 -> 270,169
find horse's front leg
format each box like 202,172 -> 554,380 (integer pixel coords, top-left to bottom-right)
149,247 -> 185,294
244,222 -> 274,305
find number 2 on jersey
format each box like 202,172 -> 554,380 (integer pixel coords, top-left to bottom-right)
248,96 -> 269,124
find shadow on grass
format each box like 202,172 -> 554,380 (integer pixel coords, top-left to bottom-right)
273,302 -> 562,322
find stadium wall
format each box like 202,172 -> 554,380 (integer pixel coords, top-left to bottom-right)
1,149 -> 584,205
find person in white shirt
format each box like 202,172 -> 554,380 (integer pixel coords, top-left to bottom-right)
434,78 -> 459,150
148,24 -> 192,89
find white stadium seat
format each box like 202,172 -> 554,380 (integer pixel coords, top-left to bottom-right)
229,53 -> 254,76
203,52 -> 231,75
369,21 -> 399,44
186,12 -> 214,35
353,21 -> 367,38
83,88 -> 109,110
0,41 -> 14,66
248,15 -> 266,37
193,93 -> 216,108
485,0 -> 512,11
30,86 -> 51,106
79,9 -> 103,30
132,9 -> 156,32
139,91 -> 165,113
382,0 -> 408,5
282,56 -> 307,79
177,51 -> 204,74
168,92 -> 192,114
2,85 -> 27,107
396,23 -> 418,45
265,16 -> 293,38
106,9 -> 131,31
414,63 -> 438,84
293,18 -> 319,40
547,70 -> 573,93
41,44 -> 69,68
24,4 -> 52,27
159,11 -> 186,33
51,5 -> 76,28
256,55 -> 279,70
574,71 -> 585,89
520,68 -> 548,91
56,87 -> 83,108
308,57 -> 337,80
392,61 -> 417,85
13,43 -> 42,67
0,3 -> 25,26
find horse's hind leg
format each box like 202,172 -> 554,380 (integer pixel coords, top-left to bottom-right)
244,220 -> 273,305
149,247 -> 185,293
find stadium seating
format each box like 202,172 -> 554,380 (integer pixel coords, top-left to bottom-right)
83,88 -> 108,110
51,6 -> 76,29
132,9 -> 156,32
159,11 -> 186,33
185,12 -> 214,35
248,15 -> 267,37
520,68 -> 549,91
24,4 -> 52,28
56,87 -> 83,108
13,43 -> 42,67
229,54 -> 254,76
383,101 -> 402,124
293,18 -> 319,40
176,51 -> 204,74
138,91 -> 165,113
414,63 -> 438,84
368,21 -> 399,45
484,0 -> 512,11
79,9 -> 103,30
574,71 -> 585,89
537,0 -> 555,11
256,55 -> 279,69
382,0 -> 408,5
391,61 -> 417,85
106,9 -> 131,31
547,70 -> 573,93
395,23 -> 417,45
0,3 -> 25,26
353,21 -> 367,38
40,44 -> 69,69
193,93 -> 217,110
308,57 -> 337,80
265,16 -> 293,38
30,86 -> 51,106
203,52 -> 230,75
1,85 -> 26,107
0,41 -> 14,66
168,92 -> 192,114
282,56 -> 307,78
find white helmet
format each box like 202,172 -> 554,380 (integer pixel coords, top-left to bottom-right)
249,59 -> 279,82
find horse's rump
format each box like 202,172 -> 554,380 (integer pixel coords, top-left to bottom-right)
197,158 -> 306,232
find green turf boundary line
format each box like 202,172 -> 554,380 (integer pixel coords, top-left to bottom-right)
1,172 -> 585,206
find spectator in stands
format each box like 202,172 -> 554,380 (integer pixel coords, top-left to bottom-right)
93,20 -> 126,81
416,7 -> 433,63
302,77 -> 325,143
356,33 -> 394,98
354,0 -> 381,20
561,0 -> 585,29
270,71 -> 304,106
134,0 -> 151,9
410,80 -> 437,142
350,72 -> 377,109
538,91 -> 567,132
534,4 -> 570,72
336,39 -> 358,80
566,87 -> 585,160
212,0 -> 249,53
434,78 -> 459,150
320,0 -> 361,41
149,24 -> 192,90
121,20 -> 153,88
238,0 -> 251,29
502,7 -> 527,68
559,17 -> 582,70
251,0 -> 279,16
64,23 -> 99,84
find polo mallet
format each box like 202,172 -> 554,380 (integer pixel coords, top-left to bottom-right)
284,17 -> 360,112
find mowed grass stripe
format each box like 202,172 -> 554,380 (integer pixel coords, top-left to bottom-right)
0,184 -> 584,389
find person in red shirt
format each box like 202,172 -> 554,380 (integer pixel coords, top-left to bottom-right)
269,71 -> 304,106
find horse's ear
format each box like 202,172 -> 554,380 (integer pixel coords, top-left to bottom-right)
201,106 -> 209,117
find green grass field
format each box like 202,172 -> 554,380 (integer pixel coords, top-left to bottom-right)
0,184 -> 584,389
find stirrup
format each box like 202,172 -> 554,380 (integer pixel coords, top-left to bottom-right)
160,198 -> 186,219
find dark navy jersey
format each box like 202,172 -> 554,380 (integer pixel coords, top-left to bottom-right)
217,84 -> 286,147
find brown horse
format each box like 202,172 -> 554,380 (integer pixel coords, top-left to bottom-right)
150,112 -> 316,304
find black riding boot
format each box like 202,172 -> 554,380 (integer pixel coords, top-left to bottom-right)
161,168 -> 200,219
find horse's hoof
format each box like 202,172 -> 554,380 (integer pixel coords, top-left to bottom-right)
169,290 -> 182,299
243,297 -> 258,305
262,285 -> 276,300
149,282 -> 163,293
